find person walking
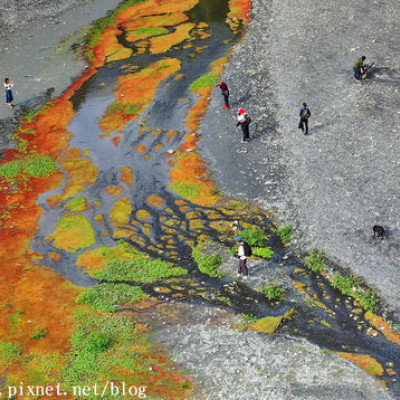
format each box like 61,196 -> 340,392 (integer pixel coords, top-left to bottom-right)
216,80 -> 230,109
236,108 -> 250,142
4,78 -> 14,108
353,55 -> 366,80
299,102 -> 311,135
235,236 -> 249,279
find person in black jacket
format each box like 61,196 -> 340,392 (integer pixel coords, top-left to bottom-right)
236,108 -> 250,143
298,103 -> 311,135
235,236 -> 249,278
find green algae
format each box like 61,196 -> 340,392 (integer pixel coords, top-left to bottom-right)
64,196 -> 88,212
189,74 -> 216,92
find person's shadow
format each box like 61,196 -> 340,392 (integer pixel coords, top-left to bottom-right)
367,66 -> 400,83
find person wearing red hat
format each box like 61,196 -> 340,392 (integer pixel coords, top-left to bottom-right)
236,108 -> 251,143
216,80 -> 230,109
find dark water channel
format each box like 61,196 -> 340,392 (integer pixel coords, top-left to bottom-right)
25,0 -> 400,395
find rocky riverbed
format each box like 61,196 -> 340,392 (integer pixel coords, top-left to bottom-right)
0,0 -> 399,399
201,0 -> 400,317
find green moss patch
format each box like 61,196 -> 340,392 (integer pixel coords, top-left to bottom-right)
275,225 -> 293,245
331,274 -> 379,312
0,341 -> 22,366
305,250 -> 326,273
192,242 -> 223,278
260,280 -> 286,303
62,310 -> 140,389
0,154 -> 58,181
240,227 -> 268,247
252,247 -> 274,259
76,284 -> 148,312
93,249 -> 187,284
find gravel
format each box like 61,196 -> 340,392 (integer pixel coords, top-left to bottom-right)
152,304 -> 394,400
200,0 -> 400,316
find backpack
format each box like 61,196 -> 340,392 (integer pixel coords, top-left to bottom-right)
301,108 -> 309,120
245,114 -> 251,124
243,242 -> 252,257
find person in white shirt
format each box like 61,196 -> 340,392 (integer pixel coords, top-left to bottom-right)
236,108 -> 250,143
236,236 -> 248,278
4,78 -> 14,108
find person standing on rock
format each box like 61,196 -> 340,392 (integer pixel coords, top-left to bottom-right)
236,108 -> 251,143
235,236 -> 249,279
4,78 -> 15,108
298,103 -> 311,135
216,81 -> 230,109
353,56 -> 366,80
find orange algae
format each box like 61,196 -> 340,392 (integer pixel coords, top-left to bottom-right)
136,144 -> 147,153
116,0 -> 199,23
46,215 -> 96,253
365,311 -> 400,346
168,56 -> 231,205
154,143 -> 164,151
145,195 -> 164,208
227,0 -> 251,31
0,68 -> 97,386
94,214 -> 104,226
0,267 -> 80,387
90,27 -> 133,68
110,197 -> 132,225
113,228 -> 134,239
104,185 -> 124,197
119,166 -> 134,186
166,130 -> 179,142
47,148 -> 99,207
112,135 -> 121,147
149,23 -> 196,54
76,242 -> 134,276
49,252 -> 62,263
99,58 -> 181,133
336,352 -> 384,376
136,209 -> 151,221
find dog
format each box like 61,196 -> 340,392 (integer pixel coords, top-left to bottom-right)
373,225 -> 385,240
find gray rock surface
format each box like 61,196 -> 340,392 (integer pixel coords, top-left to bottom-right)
0,0 -> 122,120
200,0 -> 400,315
152,304 -> 393,400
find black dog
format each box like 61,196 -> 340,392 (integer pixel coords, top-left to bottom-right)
373,225 -> 385,240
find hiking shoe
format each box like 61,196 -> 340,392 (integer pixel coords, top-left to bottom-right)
223,105 -> 230,110
237,273 -> 241,277
243,276 -> 249,279
241,139 -> 248,143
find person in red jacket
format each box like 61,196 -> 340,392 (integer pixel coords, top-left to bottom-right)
216,81 -> 230,109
